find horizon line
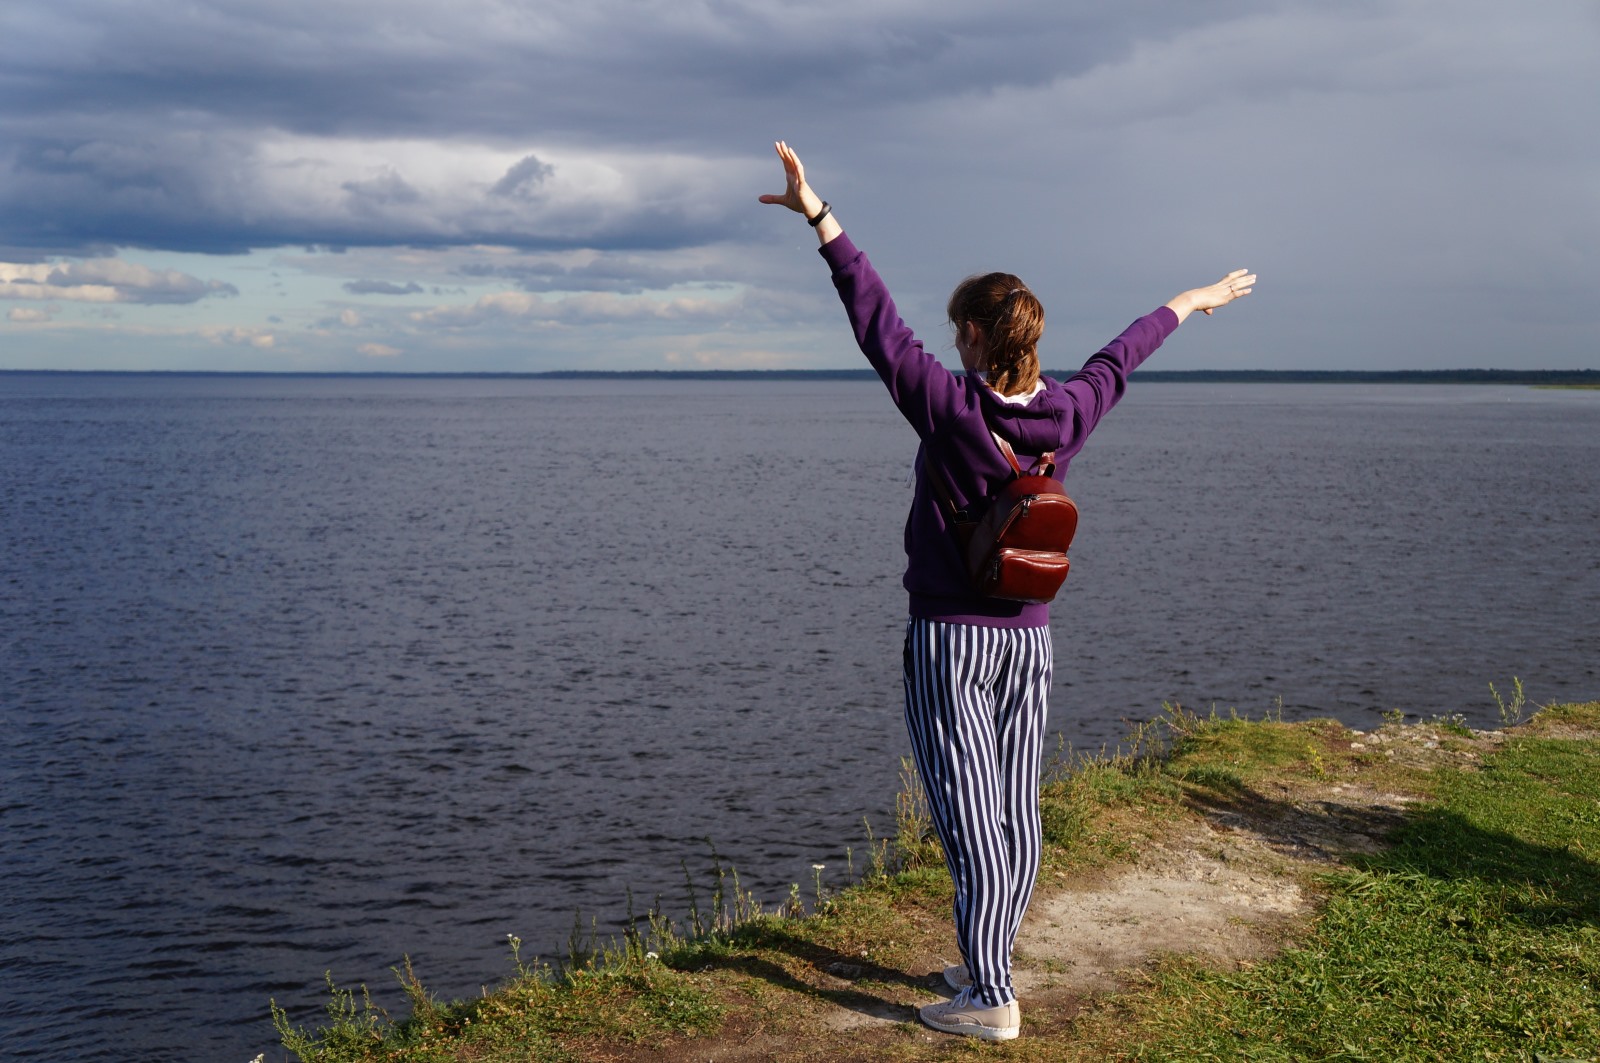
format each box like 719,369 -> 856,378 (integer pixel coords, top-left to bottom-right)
3,367 -> 1598,383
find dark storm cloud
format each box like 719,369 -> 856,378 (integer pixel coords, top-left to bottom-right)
342,170 -> 422,207
0,0 -> 1263,254
343,279 -> 425,295
491,155 -> 554,199
2,1 -> 1239,140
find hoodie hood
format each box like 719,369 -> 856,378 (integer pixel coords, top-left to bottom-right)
974,374 -> 1072,459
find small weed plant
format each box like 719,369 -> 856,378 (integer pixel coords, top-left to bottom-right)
1491,674 -> 1530,727
271,973 -> 389,1062
892,756 -> 941,870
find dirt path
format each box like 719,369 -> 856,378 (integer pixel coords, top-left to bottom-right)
615,723 -> 1495,1062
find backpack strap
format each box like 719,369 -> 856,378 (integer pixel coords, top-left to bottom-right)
990,432 -> 1024,476
991,433 -> 1057,479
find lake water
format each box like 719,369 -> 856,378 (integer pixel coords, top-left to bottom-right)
2,375 -> 1596,1062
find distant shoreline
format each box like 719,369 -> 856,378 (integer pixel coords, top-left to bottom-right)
3,367 -> 1598,385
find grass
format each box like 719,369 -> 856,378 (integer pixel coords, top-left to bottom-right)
272,700 -> 1600,1062
272,945 -> 724,1062
1071,701 -> 1600,1062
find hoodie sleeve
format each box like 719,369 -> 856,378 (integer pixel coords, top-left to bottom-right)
1051,308 -> 1180,454
820,233 -> 967,439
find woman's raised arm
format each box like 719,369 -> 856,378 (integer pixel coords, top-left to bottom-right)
758,141 -> 842,246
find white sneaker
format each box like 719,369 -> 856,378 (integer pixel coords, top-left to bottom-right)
918,986 -> 1020,1041
942,963 -> 971,991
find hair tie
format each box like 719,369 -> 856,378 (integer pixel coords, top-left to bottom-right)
998,287 -> 1027,321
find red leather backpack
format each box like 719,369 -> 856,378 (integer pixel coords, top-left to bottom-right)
929,433 -> 1079,604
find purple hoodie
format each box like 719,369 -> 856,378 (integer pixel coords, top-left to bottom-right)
820,232 -> 1179,628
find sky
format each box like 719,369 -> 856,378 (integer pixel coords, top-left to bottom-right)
1,0 -> 1596,373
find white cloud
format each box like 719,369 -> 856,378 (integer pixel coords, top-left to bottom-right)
410,287 -> 744,329
0,258 -> 237,304
662,345 -> 792,369
358,342 -> 401,357
0,132 -> 763,255
250,135 -> 760,247
7,306 -> 53,322
200,325 -> 275,348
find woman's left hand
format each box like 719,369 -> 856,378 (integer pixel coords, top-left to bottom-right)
1166,269 -> 1256,324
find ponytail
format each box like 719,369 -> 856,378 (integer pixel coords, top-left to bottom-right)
946,273 -> 1044,396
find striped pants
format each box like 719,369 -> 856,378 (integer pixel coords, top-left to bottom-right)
903,618 -> 1053,1009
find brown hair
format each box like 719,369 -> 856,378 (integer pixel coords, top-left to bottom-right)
946,272 -> 1044,396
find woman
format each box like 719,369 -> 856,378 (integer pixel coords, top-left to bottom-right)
760,140 -> 1254,1041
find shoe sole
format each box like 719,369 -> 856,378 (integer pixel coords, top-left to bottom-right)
918,1004 -> 1019,1042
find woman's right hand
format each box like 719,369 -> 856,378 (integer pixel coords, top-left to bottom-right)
759,140 -> 842,245
758,140 -> 825,217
